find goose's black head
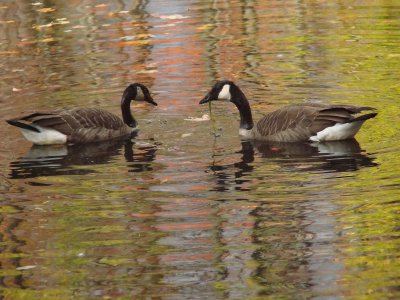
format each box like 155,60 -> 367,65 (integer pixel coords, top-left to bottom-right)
199,80 -> 243,105
199,80 -> 253,130
121,83 -> 157,128
123,83 -> 157,106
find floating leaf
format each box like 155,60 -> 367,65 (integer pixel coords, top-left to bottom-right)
95,4 -> 108,8
32,23 -> 53,30
153,14 -> 189,20
32,19 -> 69,30
108,10 -> 129,17
40,37 -> 56,43
184,114 -> 210,121
16,265 -> 36,271
137,69 -> 158,74
36,7 -> 55,13
55,18 -> 69,25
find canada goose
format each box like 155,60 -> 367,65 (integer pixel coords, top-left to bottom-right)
6,83 -> 157,145
199,80 -> 377,142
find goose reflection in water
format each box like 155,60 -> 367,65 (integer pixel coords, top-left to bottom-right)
208,139 -> 377,192
253,139 -> 377,172
9,137 -> 158,179
208,141 -> 255,192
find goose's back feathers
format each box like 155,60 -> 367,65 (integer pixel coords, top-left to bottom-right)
8,108 -> 132,145
254,103 -> 376,142
26,108 -> 127,132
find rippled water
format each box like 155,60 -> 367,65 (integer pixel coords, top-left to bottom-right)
0,1 -> 400,299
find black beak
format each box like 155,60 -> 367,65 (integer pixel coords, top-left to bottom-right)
199,93 -> 212,104
146,97 -> 158,106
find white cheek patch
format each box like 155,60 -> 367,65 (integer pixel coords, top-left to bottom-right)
136,86 -> 145,101
217,84 -> 231,101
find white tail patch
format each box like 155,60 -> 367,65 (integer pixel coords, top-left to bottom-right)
20,126 -> 67,145
310,121 -> 363,142
218,84 -> 231,101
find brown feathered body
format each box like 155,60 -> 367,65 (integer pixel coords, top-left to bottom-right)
8,108 -> 134,145
252,103 -> 377,142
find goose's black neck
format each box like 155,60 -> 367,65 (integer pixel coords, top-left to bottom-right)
230,85 -> 254,130
121,89 -> 137,128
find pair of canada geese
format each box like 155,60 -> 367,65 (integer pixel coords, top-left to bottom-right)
6,81 -> 377,145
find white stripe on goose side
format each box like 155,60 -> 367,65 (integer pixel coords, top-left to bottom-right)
309,121 -> 363,142
20,126 -> 67,145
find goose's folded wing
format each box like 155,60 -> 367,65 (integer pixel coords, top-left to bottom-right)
21,108 -> 125,135
309,106 -> 376,133
61,108 -> 125,130
255,104 -> 374,141
17,112 -> 77,135
309,108 -> 353,133
256,105 -> 319,137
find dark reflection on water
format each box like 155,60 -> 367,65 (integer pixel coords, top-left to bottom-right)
9,138 -> 158,179
208,141 -> 255,192
253,139 -> 378,172
208,139 -> 377,192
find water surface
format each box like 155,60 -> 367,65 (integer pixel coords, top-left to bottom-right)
0,1 -> 399,299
